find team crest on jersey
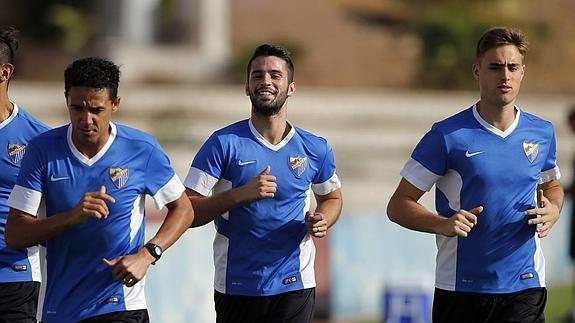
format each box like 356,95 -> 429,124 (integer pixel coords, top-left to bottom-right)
109,167 -> 129,189
523,142 -> 539,163
7,143 -> 26,164
289,156 -> 308,177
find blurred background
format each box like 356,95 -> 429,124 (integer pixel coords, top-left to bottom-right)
3,0 -> 575,322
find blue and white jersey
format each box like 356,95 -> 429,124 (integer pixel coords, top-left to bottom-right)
184,119 -> 341,296
0,103 -> 49,283
8,123 -> 184,322
401,104 -> 560,293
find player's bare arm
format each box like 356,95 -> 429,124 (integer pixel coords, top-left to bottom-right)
5,186 -> 115,249
187,165 -> 277,228
103,192 -> 194,286
387,178 -> 483,237
524,179 -> 564,238
306,189 -> 342,238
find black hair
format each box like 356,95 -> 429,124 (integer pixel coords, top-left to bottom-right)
247,44 -> 294,83
64,57 -> 120,100
0,27 -> 19,65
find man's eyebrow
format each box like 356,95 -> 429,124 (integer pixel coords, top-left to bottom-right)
250,68 -> 283,75
488,62 -> 520,67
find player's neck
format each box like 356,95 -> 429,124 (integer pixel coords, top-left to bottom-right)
72,129 -> 111,159
250,111 -> 290,145
476,101 -> 517,132
0,93 -> 13,123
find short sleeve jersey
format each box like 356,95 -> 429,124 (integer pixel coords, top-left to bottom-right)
0,103 -> 49,283
184,119 -> 341,296
8,123 -> 184,322
401,105 -> 560,293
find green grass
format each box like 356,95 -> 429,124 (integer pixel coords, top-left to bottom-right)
547,283 -> 574,323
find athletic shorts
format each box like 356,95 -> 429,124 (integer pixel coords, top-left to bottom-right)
215,288 -> 315,323
433,287 -> 546,323
78,309 -> 149,323
0,281 -> 40,323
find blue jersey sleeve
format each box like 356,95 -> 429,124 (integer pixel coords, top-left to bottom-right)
15,140 -> 46,193
411,126 -> 449,177
192,133 -> 226,180
144,142 -> 183,209
539,126 -> 560,184
144,145 -> 175,195
543,129 -> 557,172
313,142 -> 336,184
9,140 -> 46,215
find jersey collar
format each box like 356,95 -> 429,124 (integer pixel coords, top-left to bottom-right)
67,122 -> 117,166
0,102 -> 19,130
472,103 -> 521,139
248,118 -> 295,152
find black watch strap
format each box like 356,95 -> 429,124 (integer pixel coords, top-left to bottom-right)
144,243 -> 163,265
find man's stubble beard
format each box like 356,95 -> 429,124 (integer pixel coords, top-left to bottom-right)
250,88 -> 289,117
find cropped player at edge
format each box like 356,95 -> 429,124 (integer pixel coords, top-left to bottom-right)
0,27 -> 50,322
387,27 -> 564,323
5,57 -> 194,322
184,44 -> 343,322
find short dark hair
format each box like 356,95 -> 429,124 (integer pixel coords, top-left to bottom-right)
0,27 -> 19,65
476,27 -> 528,60
64,57 -> 120,100
247,44 -> 295,83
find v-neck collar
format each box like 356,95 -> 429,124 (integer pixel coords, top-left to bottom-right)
248,119 -> 295,152
67,122 -> 117,166
0,102 -> 18,130
472,103 -> 520,139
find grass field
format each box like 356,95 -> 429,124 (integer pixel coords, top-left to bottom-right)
548,283 -> 575,323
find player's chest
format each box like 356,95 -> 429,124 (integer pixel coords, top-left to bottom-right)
45,155 -> 146,199
449,133 -> 549,181
0,135 -> 30,184
224,144 -> 317,188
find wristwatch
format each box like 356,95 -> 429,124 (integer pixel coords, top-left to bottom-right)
144,243 -> 163,265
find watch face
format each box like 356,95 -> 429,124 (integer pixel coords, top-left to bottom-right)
153,246 -> 162,257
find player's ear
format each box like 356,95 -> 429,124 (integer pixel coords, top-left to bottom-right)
0,63 -> 14,82
472,63 -> 480,80
287,81 -> 296,97
112,96 -> 121,112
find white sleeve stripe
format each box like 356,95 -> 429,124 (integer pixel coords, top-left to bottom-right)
152,175 -> 185,210
400,158 -> 441,192
539,165 -> 561,184
183,167 -> 218,197
7,185 -> 42,216
312,173 -> 341,196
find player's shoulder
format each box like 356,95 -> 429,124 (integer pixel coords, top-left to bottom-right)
14,104 -> 51,132
31,125 -> 67,143
431,106 -> 474,133
293,125 -> 329,146
207,119 -> 250,144
214,119 -> 249,136
519,109 -> 554,128
114,123 -> 160,147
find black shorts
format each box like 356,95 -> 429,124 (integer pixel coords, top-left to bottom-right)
433,287 -> 546,323
0,281 -> 40,323
78,309 -> 149,323
214,288 -> 315,323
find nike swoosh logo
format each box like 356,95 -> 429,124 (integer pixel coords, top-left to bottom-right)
237,160 -> 256,166
465,151 -> 484,158
50,175 -> 70,182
